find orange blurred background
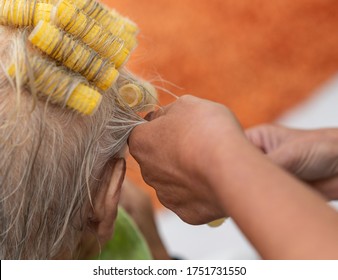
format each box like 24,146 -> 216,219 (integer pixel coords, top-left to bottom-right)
102,0 -> 338,207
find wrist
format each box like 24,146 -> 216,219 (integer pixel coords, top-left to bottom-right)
203,135 -> 269,211
199,134 -> 256,197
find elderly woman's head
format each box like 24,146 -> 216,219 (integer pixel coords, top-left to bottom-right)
0,0 -> 156,259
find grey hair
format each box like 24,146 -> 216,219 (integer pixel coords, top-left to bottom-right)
0,25 -> 154,259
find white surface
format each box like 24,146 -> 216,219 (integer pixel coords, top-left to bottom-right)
278,74 -> 338,129
156,74 -> 338,260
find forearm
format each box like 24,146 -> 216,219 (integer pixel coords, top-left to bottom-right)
207,138 -> 338,259
128,96 -> 338,258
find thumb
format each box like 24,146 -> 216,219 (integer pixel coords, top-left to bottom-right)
267,141 -> 336,181
246,124 -> 290,153
267,144 -> 305,176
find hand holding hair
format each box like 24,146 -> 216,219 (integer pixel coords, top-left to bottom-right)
128,95 -> 244,224
129,95 -> 338,259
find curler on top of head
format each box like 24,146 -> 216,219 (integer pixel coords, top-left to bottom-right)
0,0 -> 52,27
68,0 -> 139,35
0,0 -> 151,115
29,20 -> 119,91
66,0 -> 138,51
8,53 -> 102,115
52,0 -> 130,68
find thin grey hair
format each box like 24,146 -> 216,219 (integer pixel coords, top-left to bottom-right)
0,25 -> 154,259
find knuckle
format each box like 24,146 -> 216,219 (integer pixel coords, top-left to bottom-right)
179,94 -> 192,101
128,143 -> 141,162
151,108 -> 165,119
128,129 -> 142,157
179,94 -> 196,104
141,171 -> 154,187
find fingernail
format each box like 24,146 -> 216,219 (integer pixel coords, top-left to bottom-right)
144,111 -> 154,121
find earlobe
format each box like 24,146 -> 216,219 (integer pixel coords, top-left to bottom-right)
91,158 -> 126,244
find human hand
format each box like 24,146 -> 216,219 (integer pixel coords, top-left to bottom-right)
119,179 -> 170,260
246,124 -> 338,200
129,95 -> 247,225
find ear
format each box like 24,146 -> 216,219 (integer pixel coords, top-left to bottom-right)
90,158 -> 126,244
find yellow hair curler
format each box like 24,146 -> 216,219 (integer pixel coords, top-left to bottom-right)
68,0 -> 138,50
8,55 -> 102,115
118,84 -> 144,108
66,83 -> 102,115
29,20 -> 119,91
0,0 -> 52,27
0,0 -> 145,115
68,0 -> 138,34
53,0 -> 130,68
0,0 -> 133,68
